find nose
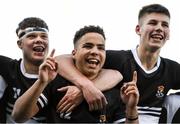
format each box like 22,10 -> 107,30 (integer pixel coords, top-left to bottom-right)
155,23 -> 163,32
90,46 -> 99,56
34,35 -> 44,44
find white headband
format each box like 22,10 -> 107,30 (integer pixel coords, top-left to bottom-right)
18,27 -> 48,40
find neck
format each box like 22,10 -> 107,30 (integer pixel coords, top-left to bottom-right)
137,46 -> 160,70
82,72 -> 99,81
23,59 -> 39,74
88,74 -> 99,81
81,70 -> 99,81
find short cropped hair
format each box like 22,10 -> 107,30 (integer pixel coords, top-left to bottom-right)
138,4 -> 170,21
16,17 -> 49,36
73,25 -> 106,46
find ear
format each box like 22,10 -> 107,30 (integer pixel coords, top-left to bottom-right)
72,49 -> 76,59
135,25 -> 141,35
17,40 -> 23,49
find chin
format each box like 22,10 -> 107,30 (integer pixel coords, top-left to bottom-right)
33,55 -> 45,60
149,46 -> 161,52
33,60 -> 44,66
32,57 -> 45,65
89,69 -> 100,75
149,43 -> 162,50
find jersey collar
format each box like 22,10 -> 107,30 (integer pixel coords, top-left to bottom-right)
131,48 -> 161,74
20,60 -> 39,79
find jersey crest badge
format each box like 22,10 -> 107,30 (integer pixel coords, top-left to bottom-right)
156,85 -> 164,98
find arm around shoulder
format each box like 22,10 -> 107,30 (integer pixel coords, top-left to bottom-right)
94,69 -> 123,91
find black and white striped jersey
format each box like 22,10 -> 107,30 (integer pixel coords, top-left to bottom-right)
104,49 -> 180,123
0,55 -> 47,123
37,74 -> 122,123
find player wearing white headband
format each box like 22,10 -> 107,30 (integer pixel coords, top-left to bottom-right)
0,17 -> 49,123
17,27 -> 49,40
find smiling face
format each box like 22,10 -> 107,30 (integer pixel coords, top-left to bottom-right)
18,32 -> 49,66
136,13 -> 170,52
73,32 -> 105,80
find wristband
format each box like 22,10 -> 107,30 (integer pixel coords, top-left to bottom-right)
127,116 -> 138,121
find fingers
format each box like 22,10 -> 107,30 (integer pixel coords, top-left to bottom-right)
56,100 -> 75,114
56,97 -> 66,112
88,96 -> 107,111
56,105 -> 75,116
56,87 -> 69,111
89,101 -> 99,111
132,71 -> 137,84
57,99 -> 70,113
56,86 -> 83,113
102,97 -> 108,109
57,86 -> 69,92
50,49 -> 55,57
44,49 -> 57,70
66,104 -> 76,113
121,71 -> 137,92
120,71 -> 139,107
122,85 -> 138,96
45,59 -> 56,70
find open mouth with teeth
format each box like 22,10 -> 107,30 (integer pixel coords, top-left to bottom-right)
33,46 -> 45,52
86,58 -> 100,66
151,34 -> 163,40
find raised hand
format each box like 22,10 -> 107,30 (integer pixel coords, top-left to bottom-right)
120,71 -> 139,108
39,49 -> 57,84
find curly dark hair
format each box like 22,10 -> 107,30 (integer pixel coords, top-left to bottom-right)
16,17 -> 49,36
73,25 -> 106,45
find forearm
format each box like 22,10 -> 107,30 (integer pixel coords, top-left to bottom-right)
94,69 -> 122,91
56,54 -> 93,89
12,79 -> 47,122
56,55 -> 123,92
